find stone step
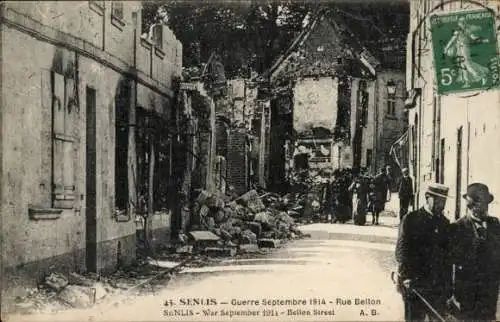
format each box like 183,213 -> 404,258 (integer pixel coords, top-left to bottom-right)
203,247 -> 237,257
257,238 -> 280,248
188,230 -> 221,242
238,244 -> 260,254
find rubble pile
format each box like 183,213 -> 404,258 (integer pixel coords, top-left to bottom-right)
43,272 -> 111,309
9,286 -> 65,315
9,272 -> 113,314
10,264 -> 183,314
188,189 -> 308,255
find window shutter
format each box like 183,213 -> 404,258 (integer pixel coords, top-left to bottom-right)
52,73 -> 66,203
53,139 -> 65,200
64,77 -> 76,201
65,77 -> 75,134
62,140 -> 76,200
111,2 -> 124,20
53,73 -> 65,135
52,73 -> 76,208
40,70 -> 53,207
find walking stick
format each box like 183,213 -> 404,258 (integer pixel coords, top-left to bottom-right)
410,288 -> 446,322
390,271 -> 447,322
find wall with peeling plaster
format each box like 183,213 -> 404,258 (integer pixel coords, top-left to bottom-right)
293,77 -> 339,133
0,2 -> 180,293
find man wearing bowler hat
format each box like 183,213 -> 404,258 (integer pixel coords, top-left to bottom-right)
395,183 -> 452,321
448,183 -> 500,321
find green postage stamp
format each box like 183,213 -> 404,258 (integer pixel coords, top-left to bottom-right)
430,9 -> 500,95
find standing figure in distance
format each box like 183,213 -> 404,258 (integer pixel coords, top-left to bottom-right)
349,171 -> 369,226
372,166 -> 392,225
398,168 -> 414,220
449,183 -> 500,321
395,183 -> 452,321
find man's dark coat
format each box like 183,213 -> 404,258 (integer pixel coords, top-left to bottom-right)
449,215 -> 500,321
398,176 -> 414,201
398,176 -> 414,218
373,173 -> 391,212
396,207 -> 452,294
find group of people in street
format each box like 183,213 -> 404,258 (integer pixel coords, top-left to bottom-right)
396,182 -> 500,321
322,168 -> 355,223
322,163 -> 416,226
348,165 -> 394,226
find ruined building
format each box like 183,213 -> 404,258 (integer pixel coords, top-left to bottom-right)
262,9 -> 408,190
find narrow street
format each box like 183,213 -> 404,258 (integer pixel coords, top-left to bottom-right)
9,216 -> 403,322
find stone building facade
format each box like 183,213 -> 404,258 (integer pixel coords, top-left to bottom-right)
372,71 -> 408,178
0,1 -> 182,295
406,0 -> 500,218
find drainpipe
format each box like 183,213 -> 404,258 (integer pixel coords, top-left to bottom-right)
102,3 -> 106,51
131,11 -> 138,212
148,138 -> 155,217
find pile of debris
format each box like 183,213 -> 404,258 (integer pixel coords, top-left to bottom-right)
11,262 -> 186,315
9,272 -> 113,314
179,189 -> 308,257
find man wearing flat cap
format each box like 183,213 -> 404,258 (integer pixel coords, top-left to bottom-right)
395,183 -> 452,321
448,183 -> 500,321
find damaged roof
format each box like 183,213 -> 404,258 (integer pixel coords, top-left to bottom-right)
265,8 -> 381,84
331,5 -> 407,70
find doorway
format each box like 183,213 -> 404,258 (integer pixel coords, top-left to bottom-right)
86,86 -> 97,272
455,126 -> 463,220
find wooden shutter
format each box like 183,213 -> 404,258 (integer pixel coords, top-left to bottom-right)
52,72 -> 65,202
40,70 -> 53,207
63,77 -> 76,201
111,2 -> 124,20
52,72 -> 76,208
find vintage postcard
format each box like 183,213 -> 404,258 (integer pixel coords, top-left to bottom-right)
1,0 -> 500,321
